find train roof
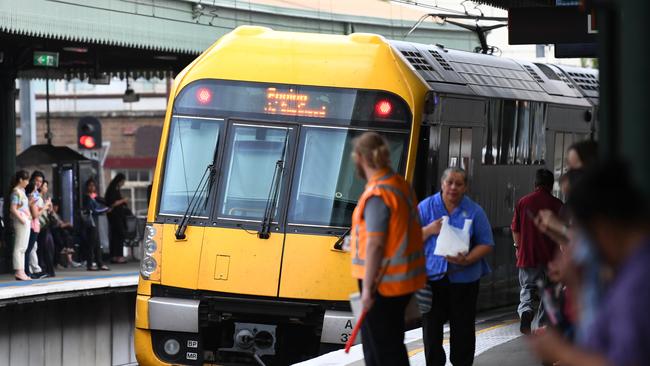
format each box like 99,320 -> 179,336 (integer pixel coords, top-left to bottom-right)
390,40 -> 597,108
175,27 -> 597,111
174,26 -> 429,112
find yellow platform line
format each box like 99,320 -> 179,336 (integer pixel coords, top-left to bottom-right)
407,319 -> 518,357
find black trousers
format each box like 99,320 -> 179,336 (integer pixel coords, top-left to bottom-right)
24,230 -> 38,275
85,225 -> 104,268
360,286 -> 412,366
422,277 -> 480,366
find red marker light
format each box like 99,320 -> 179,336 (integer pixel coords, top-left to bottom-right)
196,87 -> 213,105
375,99 -> 393,117
79,136 -> 96,149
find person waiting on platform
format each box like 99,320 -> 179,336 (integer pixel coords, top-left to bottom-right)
105,173 -> 130,264
418,167 -> 494,366
8,170 -> 32,281
24,170 -> 47,279
529,160 -> 650,366
81,178 -> 110,271
511,169 -> 563,334
349,132 -> 426,366
49,199 -> 81,268
36,180 -> 57,277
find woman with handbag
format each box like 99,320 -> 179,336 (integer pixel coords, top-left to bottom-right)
105,173 -> 129,264
418,167 -> 494,366
349,132 -> 426,366
8,170 -> 32,281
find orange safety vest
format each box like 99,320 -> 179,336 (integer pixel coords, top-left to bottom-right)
350,169 -> 426,296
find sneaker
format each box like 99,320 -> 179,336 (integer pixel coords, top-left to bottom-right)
71,261 -> 82,268
520,311 -> 534,335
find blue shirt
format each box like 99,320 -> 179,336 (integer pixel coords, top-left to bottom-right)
418,193 -> 494,283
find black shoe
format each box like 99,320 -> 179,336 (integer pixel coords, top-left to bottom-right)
520,311 -> 533,335
30,272 -> 49,279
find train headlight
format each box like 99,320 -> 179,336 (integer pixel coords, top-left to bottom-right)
141,257 -> 157,278
144,239 -> 157,255
163,338 -> 180,356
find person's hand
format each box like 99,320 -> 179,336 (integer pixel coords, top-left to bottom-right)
534,210 -> 564,235
424,218 -> 443,236
361,288 -> 375,311
446,252 -> 471,266
527,327 -> 568,364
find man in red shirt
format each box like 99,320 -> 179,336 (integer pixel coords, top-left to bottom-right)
511,169 -> 563,334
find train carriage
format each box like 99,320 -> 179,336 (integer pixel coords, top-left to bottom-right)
135,26 -> 597,365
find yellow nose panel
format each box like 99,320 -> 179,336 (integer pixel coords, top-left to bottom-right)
197,227 -> 284,297
278,233 -> 357,301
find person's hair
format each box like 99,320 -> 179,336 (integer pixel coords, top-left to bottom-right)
85,178 -> 97,192
26,170 -> 45,195
10,170 -> 29,189
52,198 -> 60,207
568,140 -> 598,168
353,132 -> 391,170
441,167 -> 468,185
534,169 -> 554,190
105,173 -> 126,197
568,160 -> 648,229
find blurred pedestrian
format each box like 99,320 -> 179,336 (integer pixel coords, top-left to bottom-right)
25,170 -> 47,279
81,178 -> 109,271
529,160 -> 650,366
349,132 -> 426,366
8,170 -> 31,281
565,140 -> 598,171
105,173 -> 129,264
49,199 -> 81,268
36,180 -> 56,277
512,169 -> 563,334
418,167 -> 494,366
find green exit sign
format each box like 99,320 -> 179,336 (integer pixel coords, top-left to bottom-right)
33,52 -> 59,67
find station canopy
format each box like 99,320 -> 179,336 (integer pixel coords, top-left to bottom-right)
0,0 -> 474,81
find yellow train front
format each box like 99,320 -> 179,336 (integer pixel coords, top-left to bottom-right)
134,26 -> 427,365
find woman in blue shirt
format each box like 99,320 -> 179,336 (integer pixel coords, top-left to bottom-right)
418,167 -> 494,366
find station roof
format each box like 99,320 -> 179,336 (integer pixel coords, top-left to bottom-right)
0,0 -> 473,80
473,0 -> 556,9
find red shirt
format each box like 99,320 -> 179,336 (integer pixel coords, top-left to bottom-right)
511,188 -> 563,268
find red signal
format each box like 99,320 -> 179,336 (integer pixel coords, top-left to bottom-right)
374,99 -> 393,118
79,135 -> 96,149
196,87 -> 213,105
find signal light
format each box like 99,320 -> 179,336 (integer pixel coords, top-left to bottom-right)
77,116 -> 102,150
196,87 -> 213,105
374,99 -> 393,118
79,135 -> 96,149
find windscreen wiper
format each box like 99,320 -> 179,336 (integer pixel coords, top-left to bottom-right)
258,132 -> 289,239
332,227 -> 351,251
175,164 -> 215,240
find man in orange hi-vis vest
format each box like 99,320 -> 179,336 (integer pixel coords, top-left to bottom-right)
350,132 -> 426,366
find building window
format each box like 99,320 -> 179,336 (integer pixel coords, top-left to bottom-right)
111,169 -> 152,217
482,99 -> 546,165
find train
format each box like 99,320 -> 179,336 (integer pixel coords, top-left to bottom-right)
134,26 -> 598,365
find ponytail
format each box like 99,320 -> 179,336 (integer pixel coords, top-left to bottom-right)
353,132 -> 391,170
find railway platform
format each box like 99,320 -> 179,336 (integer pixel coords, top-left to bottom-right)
0,261 -> 139,306
296,307 -> 540,366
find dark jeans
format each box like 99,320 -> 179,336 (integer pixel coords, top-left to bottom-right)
37,230 -> 56,276
24,230 -> 38,275
108,212 -> 126,258
422,277 -> 480,366
85,225 -> 104,269
359,283 -> 412,366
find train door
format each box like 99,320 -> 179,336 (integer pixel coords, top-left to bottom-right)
198,122 -> 297,297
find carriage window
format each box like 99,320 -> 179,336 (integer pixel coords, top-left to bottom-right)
483,100 -> 546,165
217,125 -> 290,221
448,128 -> 472,170
159,117 -> 222,216
287,127 -> 408,228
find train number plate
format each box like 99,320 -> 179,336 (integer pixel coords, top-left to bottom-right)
320,310 -> 358,344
